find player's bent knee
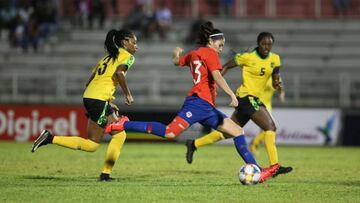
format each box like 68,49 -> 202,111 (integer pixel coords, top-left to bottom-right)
219,118 -> 244,137
269,122 -> 277,131
230,125 -> 245,137
263,125 -> 276,132
237,127 -> 245,135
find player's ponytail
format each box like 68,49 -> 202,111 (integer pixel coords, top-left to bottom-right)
196,21 -> 214,45
104,29 -> 135,59
104,29 -> 119,59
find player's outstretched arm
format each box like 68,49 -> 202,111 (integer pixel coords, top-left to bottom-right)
172,47 -> 183,66
221,58 -> 238,76
211,70 -> 238,107
116,65 -> 134,105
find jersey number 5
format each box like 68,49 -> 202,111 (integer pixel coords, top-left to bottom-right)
259,67 -> 265,76
191,60 -> 202,84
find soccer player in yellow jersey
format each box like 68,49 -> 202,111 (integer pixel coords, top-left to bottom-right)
31,29 -> 138,181
186,32 -> 292,178
249,77 -> 285,154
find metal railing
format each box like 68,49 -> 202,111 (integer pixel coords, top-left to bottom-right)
1,70 -> 360,108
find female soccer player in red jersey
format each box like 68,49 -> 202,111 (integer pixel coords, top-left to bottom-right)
31,29 -> 137,181
105,22 -> 276,182
186,32 -> 292,178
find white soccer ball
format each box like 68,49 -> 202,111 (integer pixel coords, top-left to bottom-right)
238,164 -> 261,185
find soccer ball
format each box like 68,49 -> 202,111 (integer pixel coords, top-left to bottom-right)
238,164 -> 261,185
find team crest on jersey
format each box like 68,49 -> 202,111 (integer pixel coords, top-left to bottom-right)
270,62 -> 275,68
186,111 -> 193,118
127,56 -> 135,67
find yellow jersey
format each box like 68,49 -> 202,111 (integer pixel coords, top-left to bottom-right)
83,48 -> 135,101
234,50 -> 281,98
260,78 -> 275,112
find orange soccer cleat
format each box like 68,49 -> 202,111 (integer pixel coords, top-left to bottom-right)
259,163 -> 280,183
104,115 -> 129,134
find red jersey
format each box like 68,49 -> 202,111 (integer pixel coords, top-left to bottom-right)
179,47 -> 222,106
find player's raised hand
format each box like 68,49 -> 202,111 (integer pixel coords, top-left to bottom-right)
172,47 -> 184,65
124,94 -> 134,105
229,94 -> 238,107
173,47 -> 183,55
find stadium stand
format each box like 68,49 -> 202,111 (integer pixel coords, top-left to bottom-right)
1,1 -> 360,108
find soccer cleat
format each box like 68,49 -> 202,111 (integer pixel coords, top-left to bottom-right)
272,165 -> 293,177
104,115 -> 129,134
99,173 -> 114,182
259,169 -> 272,183
185,140 -> 197,164
259,163 -> 280,183
31,130 -> 53,152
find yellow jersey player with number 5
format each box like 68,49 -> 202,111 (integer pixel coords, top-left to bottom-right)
32,29 -> 137,182
186,32 -> 292,181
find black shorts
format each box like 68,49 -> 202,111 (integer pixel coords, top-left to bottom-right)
234,96 -> 265,127
83,98 -> 114,128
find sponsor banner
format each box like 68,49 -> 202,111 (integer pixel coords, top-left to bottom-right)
0,105 -> 178,142
0,105 -> 87,142
218,108 -> 341,146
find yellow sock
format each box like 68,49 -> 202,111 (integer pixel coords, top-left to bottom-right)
252,131 -> 266,146
102,131 -> 126,174
194,130 -> 224,148
264,130 -> 278,165
52,136 -> 99,152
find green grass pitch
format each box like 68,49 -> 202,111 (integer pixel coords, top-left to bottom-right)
0,141 -> 359,203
